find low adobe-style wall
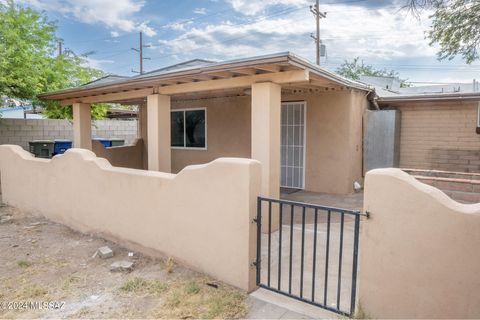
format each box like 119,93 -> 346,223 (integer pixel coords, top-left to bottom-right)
360,168 -> 480,318
0,145 -> 261,291
92,139 -> 144,170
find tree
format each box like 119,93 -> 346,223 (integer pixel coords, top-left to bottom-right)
406,0 -> 480,63
0,0 -> 107,119
336,57 -> 408,86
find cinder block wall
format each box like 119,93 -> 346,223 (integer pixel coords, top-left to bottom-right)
0,119 -> 138,150
396,101 -> 480,172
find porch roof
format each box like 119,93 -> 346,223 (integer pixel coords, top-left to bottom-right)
38,52 -> 371,105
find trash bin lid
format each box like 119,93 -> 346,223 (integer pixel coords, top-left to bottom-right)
30,140 -> 54,143
54,139 -> 72,142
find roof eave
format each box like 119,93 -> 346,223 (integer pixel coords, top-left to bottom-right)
38,53 -> 292,100
38,52 -> 371,101
378,93 -> 480,104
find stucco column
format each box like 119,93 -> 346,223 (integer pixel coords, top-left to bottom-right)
251,82 -> 281,232
251,82 -> 281,198
147,94 -> 171,172
72,103 -> 92,150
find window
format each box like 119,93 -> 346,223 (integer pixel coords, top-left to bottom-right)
171,109 -> 206,149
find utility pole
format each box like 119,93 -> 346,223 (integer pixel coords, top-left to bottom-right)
57,40 -> 63,56
310,0 -> 326,65
131,31 -> 151,74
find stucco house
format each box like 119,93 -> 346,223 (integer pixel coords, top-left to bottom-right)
38,52 -> 372,199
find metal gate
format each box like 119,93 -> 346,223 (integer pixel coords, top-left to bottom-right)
255,197 -> 365,316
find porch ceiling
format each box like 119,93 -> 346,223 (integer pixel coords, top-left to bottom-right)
38,52 -> 371,105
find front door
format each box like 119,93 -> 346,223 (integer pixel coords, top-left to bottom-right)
281,101 -> 306,189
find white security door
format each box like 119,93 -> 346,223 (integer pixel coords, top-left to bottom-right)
281,102 -> 306,189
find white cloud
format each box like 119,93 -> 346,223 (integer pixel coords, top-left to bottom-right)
158,4 -> 435,63
83,57 -> 114,69
22,0 -> 156,36
110,31 -> 120,37
227,0 -> 309,16
193,7 -> 207,15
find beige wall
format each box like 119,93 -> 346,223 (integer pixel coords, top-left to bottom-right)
167,90 -> 367,195
283,89 -> 367,194
171,96 -> 251,173
395,101 -> 480,172
92,139 -> 144,170
0,145 -> 261,291
360,168 -> 480,319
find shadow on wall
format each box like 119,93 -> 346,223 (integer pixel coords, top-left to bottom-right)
92,139 -> 144,170
0,145 -> 261,291
359,168 -> 480,319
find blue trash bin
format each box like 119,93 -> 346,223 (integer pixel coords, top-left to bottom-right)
54,139 -> 72,155
93,138 -> 112,148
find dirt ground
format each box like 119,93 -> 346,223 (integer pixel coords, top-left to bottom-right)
0,202 -> 247,319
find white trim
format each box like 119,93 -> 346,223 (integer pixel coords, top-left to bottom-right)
477,102 -> 480,128
171,107 -> 208,150
280,101 -> 307,189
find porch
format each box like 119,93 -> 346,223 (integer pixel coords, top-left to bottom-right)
39,53 -> 371,197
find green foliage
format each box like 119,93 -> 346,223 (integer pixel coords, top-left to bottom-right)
336,57 -> 399,81
406,0 -> 480,63
336,57 -> 409,87
42,103 -> 109,120
428,0 -> 480,63
0,0 -> 106,119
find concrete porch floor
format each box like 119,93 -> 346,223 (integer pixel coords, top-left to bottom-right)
281,190 -> 364,211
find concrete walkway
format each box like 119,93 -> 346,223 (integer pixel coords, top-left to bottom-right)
281,190 -> 363,211
247,288 -> 339,319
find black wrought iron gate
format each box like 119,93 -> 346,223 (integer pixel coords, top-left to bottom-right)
255,197 -> 365,316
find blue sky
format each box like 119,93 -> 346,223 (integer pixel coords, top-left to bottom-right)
18,0 -> 480,84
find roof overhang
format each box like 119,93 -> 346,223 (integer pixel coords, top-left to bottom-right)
38,52 -> 371,105
377,92 -> 480,104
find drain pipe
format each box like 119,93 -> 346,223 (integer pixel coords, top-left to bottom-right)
368,91 -> 380,110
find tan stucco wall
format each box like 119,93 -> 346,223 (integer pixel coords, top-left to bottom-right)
360,168 -> 480,319
171,96 -> 251,173
92,139 -> 144,169
166,90 -> 367,194
0,145 -> 261,291
395,101 -> 480,171
283,89 -> 367,194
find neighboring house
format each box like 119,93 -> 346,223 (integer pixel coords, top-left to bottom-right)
363,75 -> 480,173
0,105 -> 45,119
38,52 -> 372,198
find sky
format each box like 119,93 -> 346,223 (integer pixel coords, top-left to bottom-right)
15,0 -> 480,85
